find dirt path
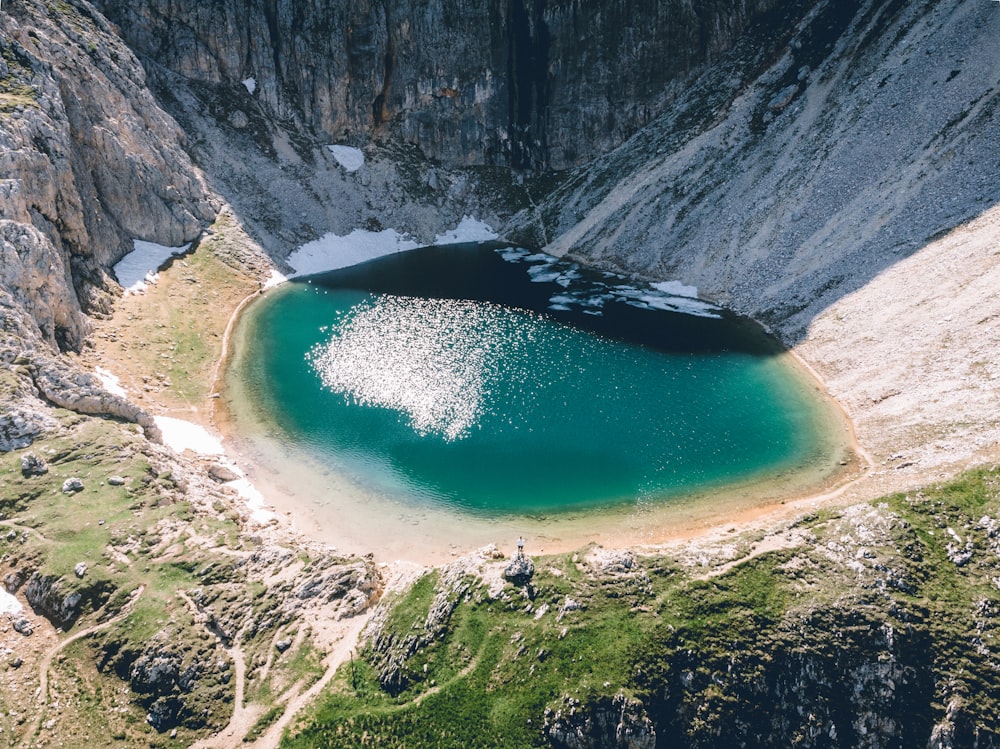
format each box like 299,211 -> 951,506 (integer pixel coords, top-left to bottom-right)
16,586 -> 145,749
189,612 -> 372,749
246,613 -> 372,749
187,638 -> 253,749
0,521 -> 47,543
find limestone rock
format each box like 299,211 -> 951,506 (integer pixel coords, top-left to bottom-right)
0,408 -> 55,453
207,464 -> 240,483
74,562 -> 88,579
11,617 -> 34,637
145,696 -> 184,732
29,352 -> 162,442
4,570 -> 28,594
25,574 -> 83,628
19,452 -> 48,476
544,693 -> 656,749
130,653 -> 182,693
504,554 -> 535,585
0,0 -> 215,352
62,477 -> 85,494
557,597 -> 582,622
23,572 -> 113,630
108,475 -> 126,486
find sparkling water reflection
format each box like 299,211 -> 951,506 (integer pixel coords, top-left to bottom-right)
308,297 -> 521,441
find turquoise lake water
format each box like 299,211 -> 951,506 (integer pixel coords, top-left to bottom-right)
226,244 -> 841,517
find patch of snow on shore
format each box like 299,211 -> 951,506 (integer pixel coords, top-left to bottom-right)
153,417 -> 275,523
264,269 -> 287,289
95,367 -> 127,397
285,217 -> 499,279
287,228 -> 420,277
0,590 -> 21,615
225,476 -> 276,524
327,145 -> 365,172
432,216 -> 499,245
114,240 -> 191,293
154,416 -> 224,456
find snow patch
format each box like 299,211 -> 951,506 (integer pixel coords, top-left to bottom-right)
286,217 -> 498,278
114,240 -> 191,293
263,269 -> 287,289
327,145 -> 365,172
287,228 -> 420,277
0,590 -> 22,616
432,215 -> 499,245
152,417 -> 275,524
154,416 -> 224,456
242,77 -> 256,95
225,477 -> 276,525
94,367 -> 127,398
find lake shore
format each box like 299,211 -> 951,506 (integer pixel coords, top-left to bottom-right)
81,204 -> 1000,567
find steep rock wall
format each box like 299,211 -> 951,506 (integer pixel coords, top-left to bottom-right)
0,0 -> 215,350
509,0 -> 1000,342
92,0 -> 782,170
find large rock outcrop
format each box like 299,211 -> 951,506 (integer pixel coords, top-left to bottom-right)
92,0 -> 782,170
1,0 -> 215,351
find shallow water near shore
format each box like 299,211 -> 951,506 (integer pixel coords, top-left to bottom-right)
223,243 -> 853,558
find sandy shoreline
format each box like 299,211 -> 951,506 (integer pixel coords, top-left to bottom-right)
209,271 -> 864,566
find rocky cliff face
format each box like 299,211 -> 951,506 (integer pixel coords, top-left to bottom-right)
92,0 -> 781,170
1,0 -> 214,351
510,0 -> 1000,342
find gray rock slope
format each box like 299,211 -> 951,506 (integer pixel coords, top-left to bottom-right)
1,0 -> 214,351
510,0 -> 1000,343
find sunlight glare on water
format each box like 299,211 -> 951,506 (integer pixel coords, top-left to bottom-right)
308,296 -> 522,441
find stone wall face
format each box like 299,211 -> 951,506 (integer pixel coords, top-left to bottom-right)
1,0 -> 214,350
92,0 -> 779,170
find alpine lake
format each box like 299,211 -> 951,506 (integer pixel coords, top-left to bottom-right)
221,243 -> 855,560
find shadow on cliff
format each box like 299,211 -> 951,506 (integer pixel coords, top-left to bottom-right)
86,0 -> 1000,354
506,0 -> 1000,347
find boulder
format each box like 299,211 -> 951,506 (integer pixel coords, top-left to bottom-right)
20,452 -> 48,476
207,464 -> 240,483
0,409 -> 55,452
11,617 -> 34,636
62,477 -> 84,493
24,572 -> 113,630
504,555 -> 535,585
145,696 -> 185,732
